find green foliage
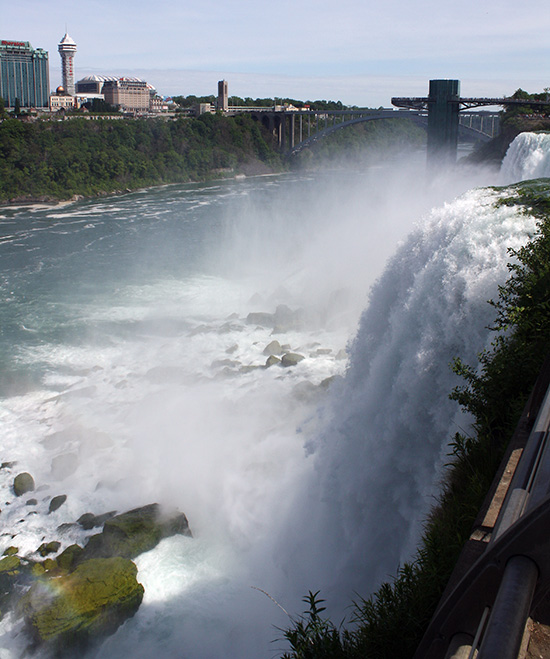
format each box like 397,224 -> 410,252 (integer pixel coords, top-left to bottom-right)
172,94 -> 216,108
280,592 -> 351,659
501,87 -> 550,126
291,118 -> 425,170
0,114 -> 282,203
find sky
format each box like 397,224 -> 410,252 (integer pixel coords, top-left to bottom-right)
4,0 -> 550,107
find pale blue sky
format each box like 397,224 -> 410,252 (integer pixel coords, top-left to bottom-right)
4,0 -> 550,106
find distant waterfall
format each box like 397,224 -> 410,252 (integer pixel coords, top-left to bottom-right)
499,131 -> 550,184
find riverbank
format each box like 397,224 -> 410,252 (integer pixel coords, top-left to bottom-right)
0,114 -> 285,205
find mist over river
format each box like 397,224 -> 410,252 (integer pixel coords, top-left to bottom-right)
0,150 -> 541,657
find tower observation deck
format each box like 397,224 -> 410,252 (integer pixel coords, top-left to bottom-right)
58,32 -> 77,96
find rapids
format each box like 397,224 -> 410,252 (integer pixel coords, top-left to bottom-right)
0,136 -> 546,657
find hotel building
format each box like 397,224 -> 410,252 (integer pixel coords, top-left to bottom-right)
0,39 -> 49,108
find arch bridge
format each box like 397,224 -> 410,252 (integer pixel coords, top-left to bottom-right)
232,79 -> 547,163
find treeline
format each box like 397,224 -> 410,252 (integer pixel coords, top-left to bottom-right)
172,94 -> 361,111
280,180 -> 550,657
0,113 -> 282,203
292,117 -> 426,169
468,87 -> 550,166
503,88 -> 550,122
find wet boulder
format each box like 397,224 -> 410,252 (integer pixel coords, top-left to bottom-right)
246,311 -> 275,328
281,352 -> 305,367
263,340 -> 282,356
79,503 -> 192,561
49,495 -> 67,513
56,545 -> 83,572
77,511 -> 117,531
13,472 -> 35,497
19,557 -> 144,655
38,542 -> 61,557
0,554 -> 22,619
265,355 -> 281,368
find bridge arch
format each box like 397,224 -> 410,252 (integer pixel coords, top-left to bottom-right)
289,112 -> 491,156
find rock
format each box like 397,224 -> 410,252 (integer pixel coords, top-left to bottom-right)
271,305 -> 306,333
79,503 -> 191,562
273,304 -> 295,331
246,311 -> 275,328
77,511 -> 117,531
335,349 -> 348,360
26,498 -> 38,506
13,473 -> 35,497
38,542 -> 61,557
240,364 -> 262,374
2,547 -> 18,556
0,555 -> 20,574
56,545 -> 83,572
281,352 -> 305,367
0,555 -> 22,620
18,557 -> 144,655
42,558 -> 57,572
49,495 -> 67,513
263,340 -> 282,356
265,355 -> 281,368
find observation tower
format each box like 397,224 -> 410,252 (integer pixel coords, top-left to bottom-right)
58,32 -> 77,95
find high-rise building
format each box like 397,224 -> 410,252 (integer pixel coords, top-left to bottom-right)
0,40 -> 49,108
218,79 -> 228,112
58,32 -> 77,96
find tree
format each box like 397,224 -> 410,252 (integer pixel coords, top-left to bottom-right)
14,98 -> 21,116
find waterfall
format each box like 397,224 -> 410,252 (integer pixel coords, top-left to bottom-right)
499,131 -> 550,184
278,185 -> 538,615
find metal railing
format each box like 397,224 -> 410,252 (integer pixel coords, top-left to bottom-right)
415,371 -> 550,659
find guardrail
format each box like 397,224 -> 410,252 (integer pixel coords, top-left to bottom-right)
415,361 -> 550,659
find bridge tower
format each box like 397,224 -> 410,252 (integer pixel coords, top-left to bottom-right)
427,79 -> 460,166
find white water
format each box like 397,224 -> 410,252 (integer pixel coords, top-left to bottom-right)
500,131 -> 550,183
0,140 -> 544,658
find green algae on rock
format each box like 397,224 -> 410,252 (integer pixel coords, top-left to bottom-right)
19,557 -> 144,654
79,503 -> 191,561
